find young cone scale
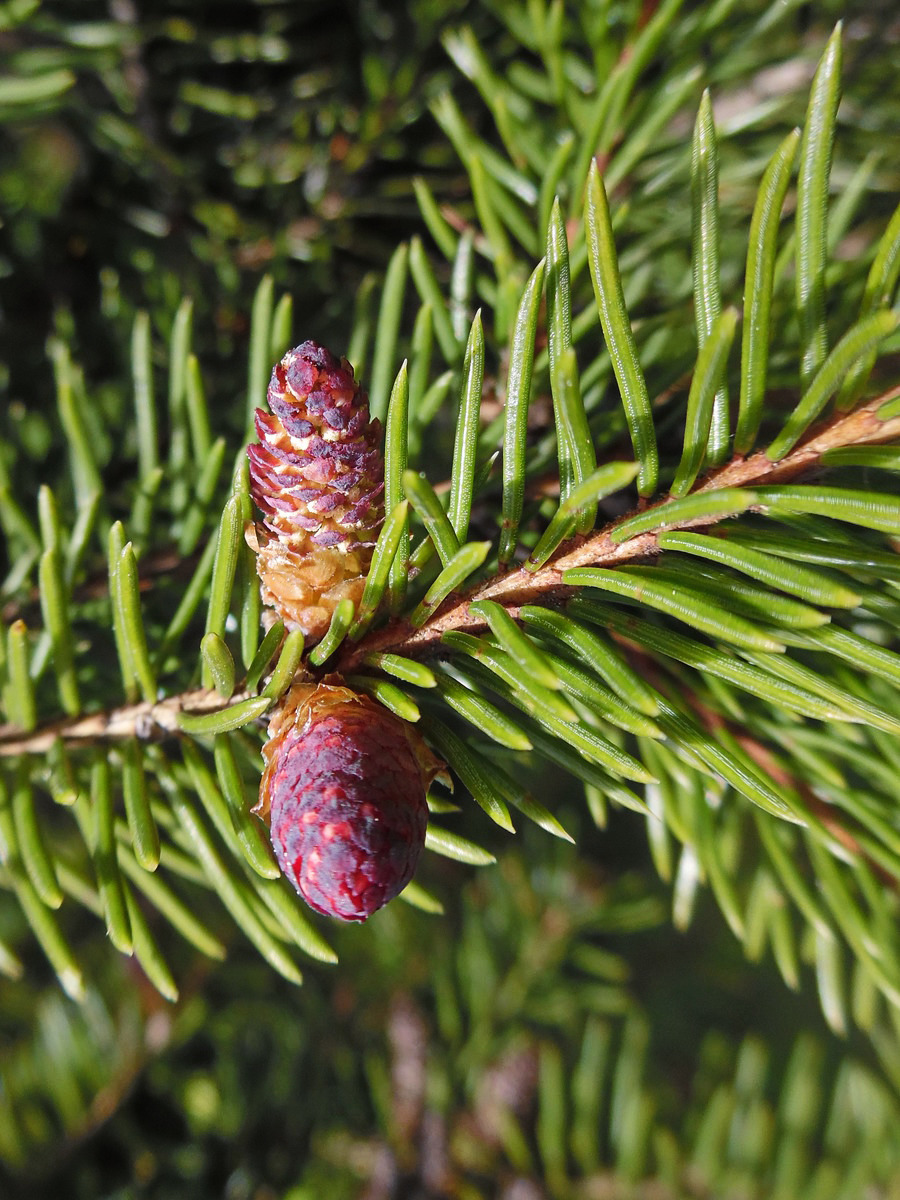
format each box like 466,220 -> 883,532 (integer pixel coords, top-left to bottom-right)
247,341 -> 384,644
256,681 -> 445,921
248,343 -> 443,921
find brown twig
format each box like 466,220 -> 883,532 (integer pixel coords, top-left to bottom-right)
687,685 -> 898,885
728,727 -> 898,883
0,688 -> 252,758
617,637 -> 900,886
339,386 -> 900,667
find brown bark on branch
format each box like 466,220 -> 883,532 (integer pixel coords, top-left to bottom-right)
341,388 -> 900,667
0,689 -> 252,757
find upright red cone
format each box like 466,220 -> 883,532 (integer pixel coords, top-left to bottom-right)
246,341 -> 384,645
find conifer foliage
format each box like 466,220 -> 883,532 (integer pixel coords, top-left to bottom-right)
1,1 -> 900,1193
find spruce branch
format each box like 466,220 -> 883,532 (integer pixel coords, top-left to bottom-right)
344,387 -> 900,663
1,11 -> 899,1063
4,380 -> 895,756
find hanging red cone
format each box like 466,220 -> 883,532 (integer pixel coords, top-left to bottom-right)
255,681 -> 444,921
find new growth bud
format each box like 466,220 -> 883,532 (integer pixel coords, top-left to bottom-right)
247,341 -> 384,645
